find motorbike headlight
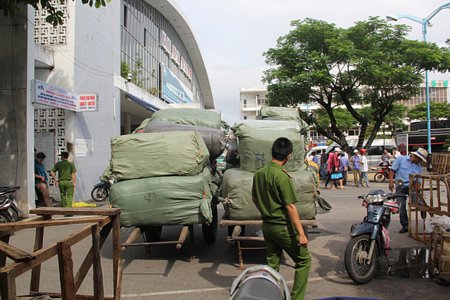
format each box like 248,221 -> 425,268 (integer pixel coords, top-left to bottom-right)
365,194 -> 384,203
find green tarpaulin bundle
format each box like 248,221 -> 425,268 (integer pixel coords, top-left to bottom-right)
111,131 -> 209,180
233,120 -> 306,172
220,167 -> 316,220
258,106 -> 309,135
143,121 -> 225,161
258,106 -> 302,122
146,108 -> 222,130
111,168 -> 213,227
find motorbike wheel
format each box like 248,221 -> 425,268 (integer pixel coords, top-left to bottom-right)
142,226 -> 163,242
374,173 -> 386,183
344,234 -> 379,284
0,211 -> 12,223
202,204 -> 218,243
91,184 -> 109,202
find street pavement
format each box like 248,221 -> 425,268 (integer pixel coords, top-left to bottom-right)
8,179 -> 450,300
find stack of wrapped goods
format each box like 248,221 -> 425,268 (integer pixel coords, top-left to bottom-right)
221,106 -> 317,221
110,109 -> 225,229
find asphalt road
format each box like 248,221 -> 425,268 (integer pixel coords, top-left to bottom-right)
8,180 -> 450,300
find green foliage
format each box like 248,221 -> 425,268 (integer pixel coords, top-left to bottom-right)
407,102 -> 450,121
120,62 -> 130,79
444,133 -> 450,151
315,108 -> 358,132
0,0 -> 110,26
263,17 -> 449,149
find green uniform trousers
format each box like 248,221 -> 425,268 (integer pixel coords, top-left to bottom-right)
262,222 -> 311,300
58,180 -> 74,208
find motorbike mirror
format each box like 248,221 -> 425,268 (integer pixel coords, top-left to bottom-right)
357,196 -> 364,199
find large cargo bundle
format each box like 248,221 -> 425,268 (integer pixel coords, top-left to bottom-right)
148,108 -> 222,130
111,131 -> 209,180
221,167 -> 316,220
258,106 -> 303,123
111,168 -> 213,227
143,121 -> 225,161
233,121 -> 305,172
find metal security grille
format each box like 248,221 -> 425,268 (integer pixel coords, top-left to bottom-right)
34,108 -> 67,187
34,0 -> 68,45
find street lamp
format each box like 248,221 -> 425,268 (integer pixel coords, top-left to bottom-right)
387,2 -> 450,170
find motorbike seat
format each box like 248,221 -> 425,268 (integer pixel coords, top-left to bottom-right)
231,278 -> 284,300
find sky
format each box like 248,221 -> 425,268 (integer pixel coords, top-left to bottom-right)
175,0 -> 450,124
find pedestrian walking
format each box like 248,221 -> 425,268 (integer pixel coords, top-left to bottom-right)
339,152 -> 349,186
50,151 -> 77,208
35,152 -> 51,207
359,148 -> 370,188
252,137 -> 311,300
388,147 -> 427,233
350,149 -> 361,187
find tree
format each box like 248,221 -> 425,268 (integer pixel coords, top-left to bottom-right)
408,102 -> 450,121
0,0 -> 109,26
263,17 -> 450,151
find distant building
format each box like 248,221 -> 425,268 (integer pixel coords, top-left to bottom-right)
239,88 -> 268,120
241,82 -> 449,145
398,80 -> 449,109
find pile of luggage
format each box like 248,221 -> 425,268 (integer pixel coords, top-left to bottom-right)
109,108 -> 225,228
220,106 -> 318,221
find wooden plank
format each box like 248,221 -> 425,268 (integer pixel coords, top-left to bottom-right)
112,214 -> 121,300
0,240 -> 35,262
232,236 -> 265,242
0,269 -> 17,299
0,235 -> 10,267
120,227 -> 141,251
219,218 -> 317,227
0,217 -> 107,231
57,241 -> 76,300
0,243 -> 58,277
26,292 -> 114,300
176,226 -> 190,250
91,225 -> 104,300
30,227 -> 45,293
30,207 -> 120,216
74,222 -> 112,292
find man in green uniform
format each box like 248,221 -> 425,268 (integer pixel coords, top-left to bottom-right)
51,151 -> 77,208
252,137 -> 311,300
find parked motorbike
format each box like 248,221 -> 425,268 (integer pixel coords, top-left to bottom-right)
344,189 -> 399,284
230,265 -> 291,300
373,161 -> 391,183
91,178 -> 112,202
0,186 -> 21,223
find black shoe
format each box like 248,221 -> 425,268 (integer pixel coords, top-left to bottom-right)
399,227 -> 408,233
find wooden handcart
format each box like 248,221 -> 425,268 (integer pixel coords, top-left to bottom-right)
219,217 -> 318,269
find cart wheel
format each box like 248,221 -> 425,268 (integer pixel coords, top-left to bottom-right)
142,226 -> 163,242
202,204 -> 218,243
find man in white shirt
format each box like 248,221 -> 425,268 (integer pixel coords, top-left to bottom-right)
359,148 -> 369,188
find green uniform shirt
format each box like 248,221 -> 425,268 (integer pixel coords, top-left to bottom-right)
252,161 -> 297,225
52,160 -> 76,181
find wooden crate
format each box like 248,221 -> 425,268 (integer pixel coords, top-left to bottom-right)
432,153 -> 450,175
429,226 -> 450,281
408,174 -> 449,244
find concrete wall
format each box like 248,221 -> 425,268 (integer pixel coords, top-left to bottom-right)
0,6 -> 36,215
70,1 -> 122,201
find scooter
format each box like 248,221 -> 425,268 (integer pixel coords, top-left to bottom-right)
344,189 -> 399,284
91,177 -> 112,202
373,161 -> 391,183
0,186 -> 21,223
230,265 -> 291,300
